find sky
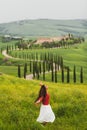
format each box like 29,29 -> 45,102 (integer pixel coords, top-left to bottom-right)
0,0 -> 87,23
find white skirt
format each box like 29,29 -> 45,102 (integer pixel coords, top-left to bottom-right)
37,104 -> 55,123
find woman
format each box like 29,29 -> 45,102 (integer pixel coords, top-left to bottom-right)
35,83 -> 55,125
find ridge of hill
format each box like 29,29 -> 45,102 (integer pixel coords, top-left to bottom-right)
0,19 -> 87,38
0,74 -> 87,130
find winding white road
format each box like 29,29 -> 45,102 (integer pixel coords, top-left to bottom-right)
2,50 -> 33,80
2,50 -> 13,58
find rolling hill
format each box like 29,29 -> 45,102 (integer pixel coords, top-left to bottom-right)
0,74 -> 87,130
0,19 -> 87,38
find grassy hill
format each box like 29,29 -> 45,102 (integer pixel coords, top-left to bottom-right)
7,41 -> 87,83
0,19 -> 87,38
0,74 -> 87,130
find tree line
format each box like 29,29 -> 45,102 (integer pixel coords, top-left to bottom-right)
18,60 -> 83,83
5,34 -> 85,50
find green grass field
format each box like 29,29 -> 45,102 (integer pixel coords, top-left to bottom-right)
0,74 -> 87,130
9,42 -> 87,83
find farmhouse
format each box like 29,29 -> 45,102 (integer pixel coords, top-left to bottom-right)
35,38 -> 53,44
36,35 -> 69,44
11,36 -> 22,40
2,35 -> 23,42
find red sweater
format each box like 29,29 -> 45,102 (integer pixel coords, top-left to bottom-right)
39,93 -> 50,105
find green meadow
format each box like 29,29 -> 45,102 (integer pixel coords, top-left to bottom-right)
0,74 -> 87,130
8,42 -> 87,83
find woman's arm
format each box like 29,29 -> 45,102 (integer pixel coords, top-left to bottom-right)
35,97 -> 43,104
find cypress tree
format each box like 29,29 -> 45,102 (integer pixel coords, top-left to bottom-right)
54,54 -> 57,63
61,68 -> 64,83
46,61 -> 50,72
18,64 -> 21,78
51,60 -> 54,82
32,54 -> 34,60
36,63 -> 39,80
80,66 -> 83,83
44,53 -> 47,61
57,56 -> 60,70
7,45 -> 9,54
35,61 -> 38,79
39,61 -> 42,74
49,53 -> 51,61
51,53 -> 53,62
29,54 -> 31,60
48,61 -> 51,72
43,61 -> 45,81
36,52 -> 38,60
33,61 -> 35,78
55,62 -> 57,83
24,65 -> 26,79
24,63 -> 27,79
40,53 -> 42,61
31,53 -> 33,60
25,63 -> 27,73
30,61 -> 32,73
61,57 -> 63,69
46,61 -> 49,72
37,69 -> 39,79
73,65 -> 76,83
48,52 -> 50,61
67,67 -> 70,83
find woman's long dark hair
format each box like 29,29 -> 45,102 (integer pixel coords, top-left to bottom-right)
35,85 -> 47,102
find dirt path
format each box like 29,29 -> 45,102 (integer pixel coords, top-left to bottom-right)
26,74 -> 33,80
2,50 -> 13,58
2,50 -> 20,60
2,50 -> 33,80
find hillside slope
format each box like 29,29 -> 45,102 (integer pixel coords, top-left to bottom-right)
0,74 -> 87,130
0,19 -> 87,38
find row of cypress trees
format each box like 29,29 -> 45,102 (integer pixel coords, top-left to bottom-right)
8,50 -> 64,62
18,62 -> 83,83
4,44 -> 83,83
